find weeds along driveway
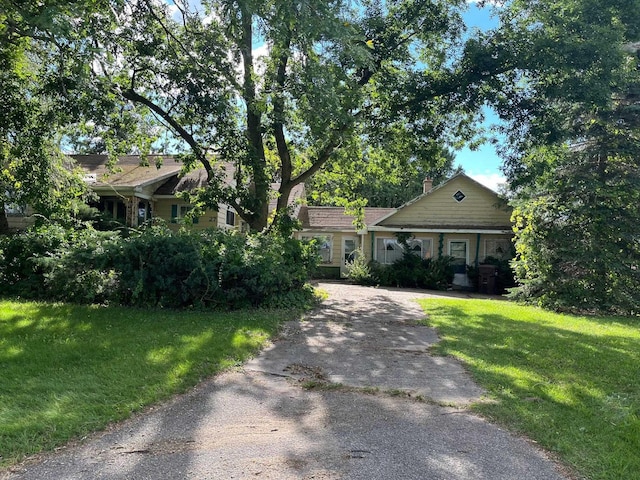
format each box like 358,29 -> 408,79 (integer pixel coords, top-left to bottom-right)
3,282 -> 568,480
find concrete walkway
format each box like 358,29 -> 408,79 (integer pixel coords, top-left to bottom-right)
2,283 -> 568,480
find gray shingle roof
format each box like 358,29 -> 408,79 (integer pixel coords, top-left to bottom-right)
299,206 -> 395,230
71,154 -> 182,188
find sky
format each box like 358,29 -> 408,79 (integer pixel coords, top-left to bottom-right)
455,2 -> 507,191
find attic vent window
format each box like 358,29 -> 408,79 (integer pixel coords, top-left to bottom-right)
453,190 -> 466,202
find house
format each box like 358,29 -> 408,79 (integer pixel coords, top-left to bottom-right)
73,154 -> 237,230
6,154 -> 306,232
296,173 -> 513,288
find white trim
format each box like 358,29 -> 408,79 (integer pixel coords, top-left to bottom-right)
452,189 -> 467,203
300,228 -> 362,233
369,226 -> 512,234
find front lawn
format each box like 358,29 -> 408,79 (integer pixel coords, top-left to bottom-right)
419,298 -> 640,480
0,300 -> 296,467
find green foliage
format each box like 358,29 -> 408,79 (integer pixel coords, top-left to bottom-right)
343,248 -> 374,285
510,64 -> 640,314
14,0 -> 634,231
365,255 -> 455,290
0,224 -> 318,309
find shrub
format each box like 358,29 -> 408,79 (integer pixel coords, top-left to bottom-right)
0,224 -> 318,309
343,248 -> 374,284
0,224 -> 72,298
363,255 -> 454,290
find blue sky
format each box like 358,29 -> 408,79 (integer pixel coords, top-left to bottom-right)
454,2 -> 506,191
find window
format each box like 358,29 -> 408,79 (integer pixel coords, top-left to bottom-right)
171,204 -> 199,224
137,201 -> 150,226
376,238 -> 404,264
453,190 -> 466,202
343,238 -> 358,264
4,203 -> 26,216
226,209 -> 235,226
375,238 -> 432,264
485,239 -> 512,260
302,235 -> 332,264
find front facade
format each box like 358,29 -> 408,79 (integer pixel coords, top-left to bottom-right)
77,155 -> 237,231
6,154 -> 305,232
297,173 -> 514,287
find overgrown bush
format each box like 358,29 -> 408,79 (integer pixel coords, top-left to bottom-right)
343,249 -> 375,285
0,223 -> 318,309
362,254 -> 454,290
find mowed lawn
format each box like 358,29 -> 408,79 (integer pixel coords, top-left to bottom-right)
0,300 -> 296,467
419,298 -> 640,480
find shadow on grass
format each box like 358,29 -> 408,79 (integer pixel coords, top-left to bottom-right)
0,300 -> 290,466
420,300 -> 640,479
2,286 -> 568,480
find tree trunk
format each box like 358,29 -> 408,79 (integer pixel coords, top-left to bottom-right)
0,205 -> 10,235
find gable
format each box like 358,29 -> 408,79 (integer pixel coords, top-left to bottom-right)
376,174 -> 512,229
72,154 -> 183,188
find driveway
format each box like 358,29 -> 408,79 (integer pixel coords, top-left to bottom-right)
2,283 -> 568,480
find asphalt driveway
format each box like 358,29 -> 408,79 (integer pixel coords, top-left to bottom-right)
2,283 -> 568,480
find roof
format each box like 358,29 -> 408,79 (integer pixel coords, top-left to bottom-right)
71,154 -> 182,188
299,206 -> 395,230
71,155 -> 304,213
269,183 -> 306,214
154,169 -> 208,195
72,154 -> 239,197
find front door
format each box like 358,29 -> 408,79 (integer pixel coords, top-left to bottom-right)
341,236 -> 358,276
449,240 -> 468,274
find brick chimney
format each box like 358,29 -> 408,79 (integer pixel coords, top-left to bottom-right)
423,178 -> 433,193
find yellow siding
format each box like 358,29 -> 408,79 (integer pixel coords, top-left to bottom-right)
154,199 -> 219,231
363,232 -> 512,265
378,176 -> 511,227
298,231 -> 358,266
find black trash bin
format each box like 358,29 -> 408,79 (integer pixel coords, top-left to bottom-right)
478,264 -> 498,294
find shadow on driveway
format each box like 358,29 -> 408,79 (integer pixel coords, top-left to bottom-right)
3,283 -> 567,480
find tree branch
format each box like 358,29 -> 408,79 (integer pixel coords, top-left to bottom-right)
119,87 -> 213,178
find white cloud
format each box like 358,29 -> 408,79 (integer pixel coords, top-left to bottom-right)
469,173 -> 507,192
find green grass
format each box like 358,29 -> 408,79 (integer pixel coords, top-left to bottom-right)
0,300 -> 298,467
418,298 -> 640,480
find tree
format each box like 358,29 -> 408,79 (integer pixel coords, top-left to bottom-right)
0,32 -> 90,234
1,0 -> 536,232
5,0 -> 640,237
509,42 -> 640,314
307,141 -> 457,208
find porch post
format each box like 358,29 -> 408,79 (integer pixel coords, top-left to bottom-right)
370,231 -> 375,262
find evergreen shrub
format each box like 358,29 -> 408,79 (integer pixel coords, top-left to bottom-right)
359,254 -> 454,290
0,223 -> 318,309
